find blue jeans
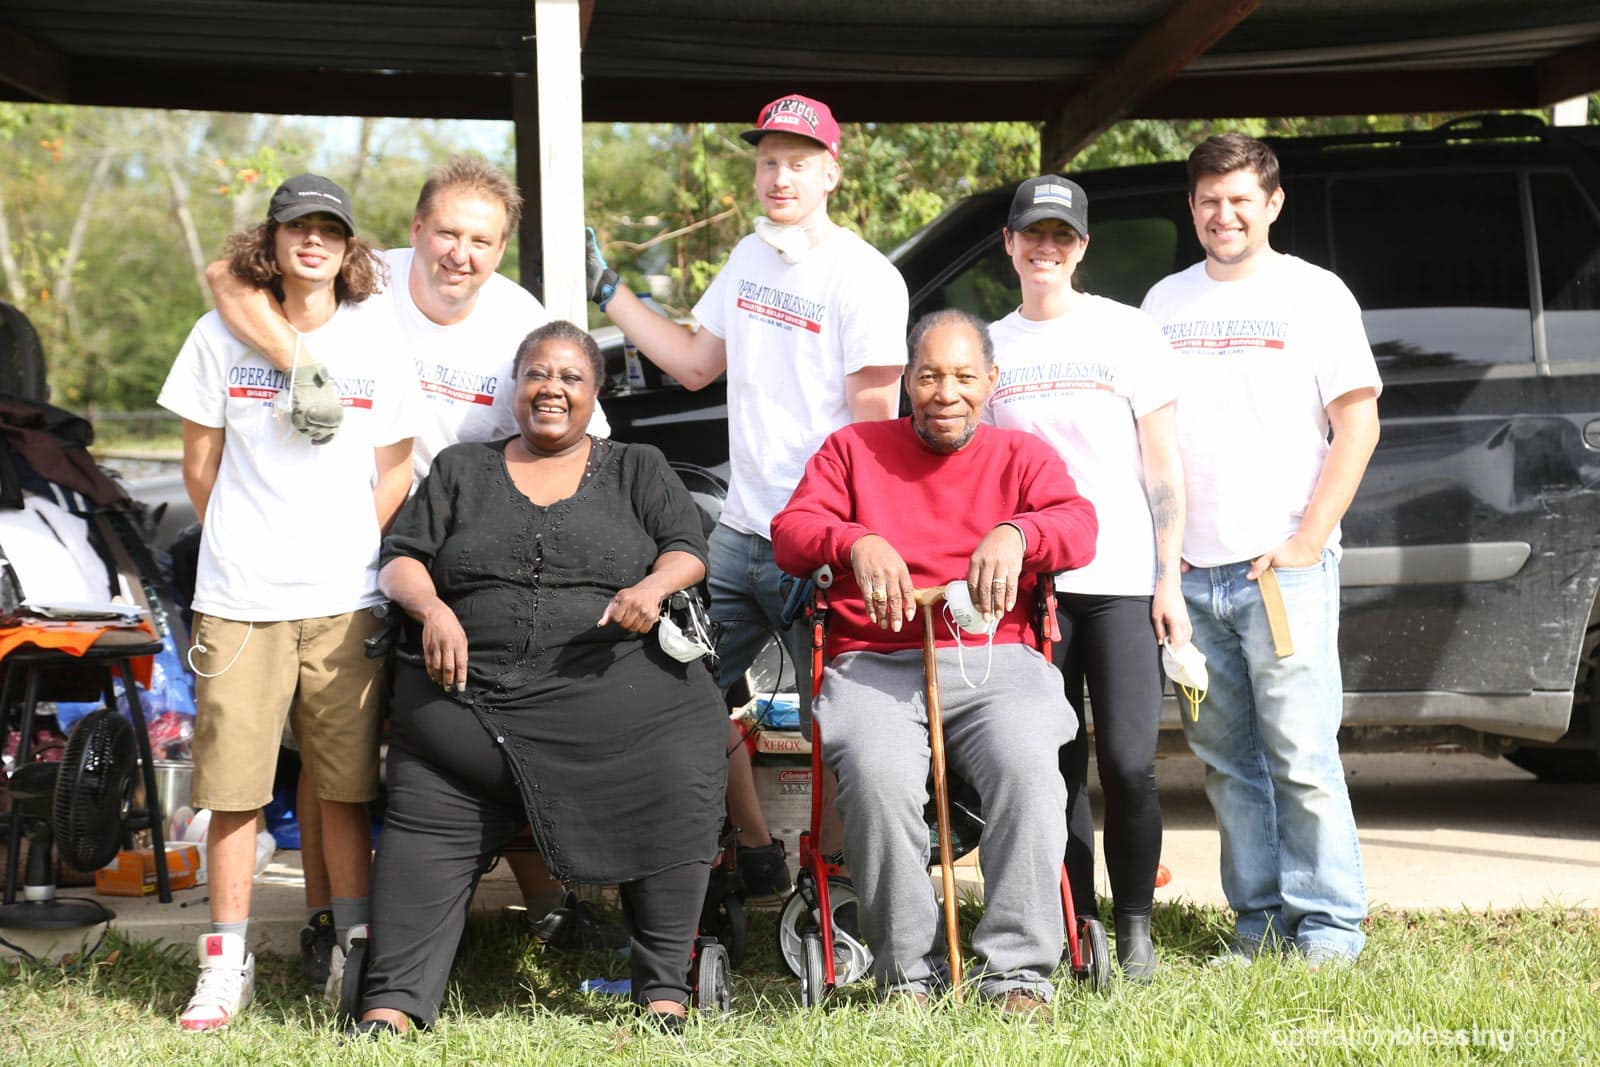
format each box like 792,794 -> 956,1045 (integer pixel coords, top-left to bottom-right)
707,525 -> 812,720
1181,552 -> 1367,959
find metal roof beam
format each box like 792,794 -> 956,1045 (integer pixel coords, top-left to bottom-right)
1042,0 -> 1260,170
0,22 -> 72,103
1535,37 -> 1600,105
1136,68 -> 1538,118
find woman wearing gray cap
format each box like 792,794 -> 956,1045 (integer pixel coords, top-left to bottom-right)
984,175 -> 1191,980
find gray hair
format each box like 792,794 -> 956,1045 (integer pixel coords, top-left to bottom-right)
906,308 -> 994,371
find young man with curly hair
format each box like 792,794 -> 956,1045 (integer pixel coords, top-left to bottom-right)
158,174 -> 417,1031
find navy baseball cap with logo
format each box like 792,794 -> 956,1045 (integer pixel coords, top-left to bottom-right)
268,173 -> 357,235
1007,175 -> 1089,236
741,93 -> 842,159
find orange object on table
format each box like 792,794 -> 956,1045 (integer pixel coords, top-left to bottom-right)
0,620 -> 157,689
95,844 -> 200,896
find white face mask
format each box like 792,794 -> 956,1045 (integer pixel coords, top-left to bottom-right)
657,591 -> 718,664
942,581 -> 997,688
753,217 -> 814,265
1162,639 -> 1208,721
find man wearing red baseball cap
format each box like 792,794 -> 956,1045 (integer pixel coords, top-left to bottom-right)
589,93 -> 908,893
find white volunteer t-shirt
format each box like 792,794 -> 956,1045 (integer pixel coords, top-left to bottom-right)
987,295 -> 1176,595
158,301 -> 418,621
1140,255 -> 1382,567
693,230 -> 908,538
379,248 -> 609,482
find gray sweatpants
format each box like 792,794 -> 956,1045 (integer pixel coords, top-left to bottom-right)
814,643 -> 1075,999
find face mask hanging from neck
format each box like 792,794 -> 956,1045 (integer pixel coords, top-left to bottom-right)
754,217 -> 813,265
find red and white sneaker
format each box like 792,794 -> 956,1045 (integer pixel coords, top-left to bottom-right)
179,932 -> 256,1032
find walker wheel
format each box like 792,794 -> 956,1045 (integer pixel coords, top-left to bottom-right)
338,939 -> 368,1020
799,929 -> 827,1008
695,938 -> 733,1015
1079,917 -> 1111,992
777,878 -> 872,986
707,892 -> 747,970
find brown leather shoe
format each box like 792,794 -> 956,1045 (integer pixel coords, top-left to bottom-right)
996,990 -> 1052,1023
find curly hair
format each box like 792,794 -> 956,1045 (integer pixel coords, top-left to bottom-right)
223,220 -> 388,304
414,155 -> 524,240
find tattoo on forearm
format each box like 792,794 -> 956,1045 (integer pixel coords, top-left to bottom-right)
1148,481 -> 1178,533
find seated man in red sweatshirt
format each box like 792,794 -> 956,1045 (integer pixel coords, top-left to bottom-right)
771,308 -> 1097,1017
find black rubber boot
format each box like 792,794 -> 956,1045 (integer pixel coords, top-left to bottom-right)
1115,911 -> 1157,982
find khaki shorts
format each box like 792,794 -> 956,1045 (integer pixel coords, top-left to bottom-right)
190,610 -> 384,810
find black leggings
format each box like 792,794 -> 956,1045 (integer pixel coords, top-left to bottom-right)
1052,593 -> 1164,918
360,666 -> 710,1024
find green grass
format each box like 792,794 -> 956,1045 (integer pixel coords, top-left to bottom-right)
2,902 -> 1597,1066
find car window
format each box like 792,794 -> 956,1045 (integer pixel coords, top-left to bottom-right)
927,199 -> 1190,321
1077,217 -> 1181,308
930,240 -> 1021,322
1531,171 -> 1600,363
1328,172 -> 1532,371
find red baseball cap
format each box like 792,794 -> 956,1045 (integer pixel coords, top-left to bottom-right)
741,94 -> 841,159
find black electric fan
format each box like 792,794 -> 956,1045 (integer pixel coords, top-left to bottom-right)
0,708 -> 136,954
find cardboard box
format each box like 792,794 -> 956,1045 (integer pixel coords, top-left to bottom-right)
94,844 -> 201,897
750,756 -> 812,878
748,728 -> 812,757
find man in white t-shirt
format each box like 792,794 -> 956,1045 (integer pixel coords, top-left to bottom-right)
208,155 -> 609,473
588,93 -> 908,894
206,157 -> 607,969
1141,133 -> 1381,967
160,175 -> 416,1031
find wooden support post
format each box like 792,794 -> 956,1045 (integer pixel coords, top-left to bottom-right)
532,0 -> 587,327
513,73 -> 543,302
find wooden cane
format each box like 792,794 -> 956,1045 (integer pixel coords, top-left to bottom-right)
913,585 -> 964,999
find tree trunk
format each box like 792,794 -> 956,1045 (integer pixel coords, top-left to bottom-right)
158,113 -> 213,308
0,178 -> 26,306
54,148 -> 115,340
348,116 -> 379,201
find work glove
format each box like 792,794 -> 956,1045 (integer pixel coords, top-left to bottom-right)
586,226 -> 619,309
289,361 -> 343,445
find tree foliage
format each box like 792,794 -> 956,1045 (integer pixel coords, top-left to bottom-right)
1,98 -> 1593,413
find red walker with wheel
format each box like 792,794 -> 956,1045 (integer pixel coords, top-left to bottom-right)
775,566 -> 1111,1004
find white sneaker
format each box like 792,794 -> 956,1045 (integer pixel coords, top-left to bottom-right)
179,932 -> 256,1032
325,922 -> 368,1009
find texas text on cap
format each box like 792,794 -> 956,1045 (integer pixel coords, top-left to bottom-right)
269,173 -> 357,235
740,94 -> 842,159
1007,175 -> 1089,236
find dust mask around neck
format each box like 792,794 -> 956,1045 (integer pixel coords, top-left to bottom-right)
754,217 -> 816,265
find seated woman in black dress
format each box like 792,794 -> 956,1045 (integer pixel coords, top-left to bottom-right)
353,320 -> 726,1034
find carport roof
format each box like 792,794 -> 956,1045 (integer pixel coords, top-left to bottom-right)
1,1 -> 1597,133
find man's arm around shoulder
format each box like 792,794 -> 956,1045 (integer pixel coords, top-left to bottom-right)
204,260 -> 297,369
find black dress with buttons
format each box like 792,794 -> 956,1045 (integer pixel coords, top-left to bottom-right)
379,436 -> 726,884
